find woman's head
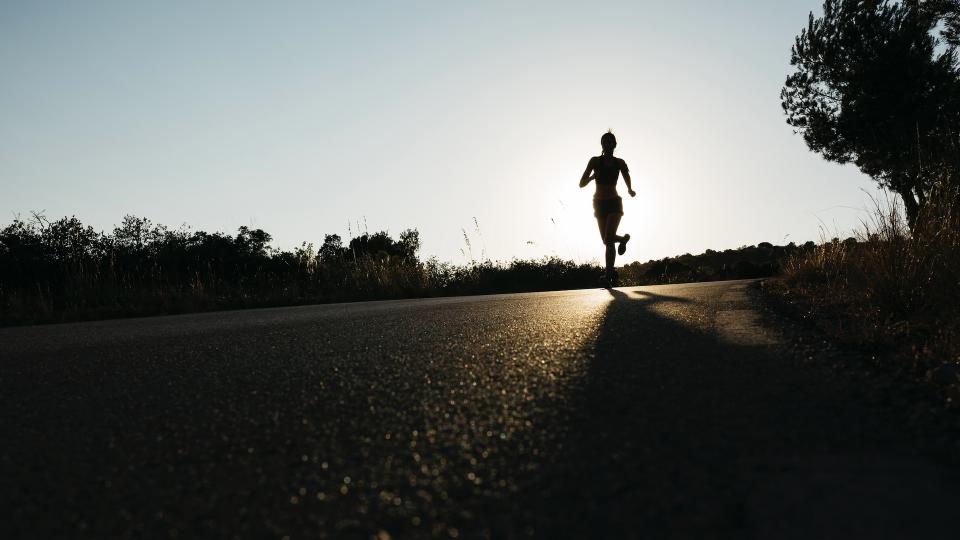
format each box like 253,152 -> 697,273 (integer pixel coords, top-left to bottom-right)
600,130 -> 617,155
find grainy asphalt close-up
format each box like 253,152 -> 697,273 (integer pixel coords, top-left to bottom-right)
2,280 -> 959,539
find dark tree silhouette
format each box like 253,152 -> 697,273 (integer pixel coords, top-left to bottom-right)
235,226 -> 273,257
923,0 -> 959,45
319,234 -> 344,262
782,0 -> 960,228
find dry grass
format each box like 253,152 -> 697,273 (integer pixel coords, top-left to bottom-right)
771,189 -> 960,373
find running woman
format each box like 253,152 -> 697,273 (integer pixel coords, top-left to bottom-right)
579,130 -> 634,287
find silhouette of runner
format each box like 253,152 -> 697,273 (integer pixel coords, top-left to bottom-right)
580,130 -> 635,287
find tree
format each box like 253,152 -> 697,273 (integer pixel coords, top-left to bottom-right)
235,226 -> 272,257
398,229 -> 421,260
921,0 -> 959,45
114,215 -> 157,253
319,234 -> 344,263
782,0 -> 960,228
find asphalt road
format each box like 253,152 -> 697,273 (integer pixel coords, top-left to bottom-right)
3,280 -> 960,539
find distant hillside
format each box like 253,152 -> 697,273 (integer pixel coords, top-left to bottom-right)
619,241 -> 821,285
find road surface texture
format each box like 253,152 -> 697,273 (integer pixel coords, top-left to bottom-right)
3,280 -> 960,539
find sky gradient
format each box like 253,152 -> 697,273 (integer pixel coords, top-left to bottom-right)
1,1 -> 882,264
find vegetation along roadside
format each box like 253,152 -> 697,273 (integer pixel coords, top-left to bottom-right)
0,213 -> 800,326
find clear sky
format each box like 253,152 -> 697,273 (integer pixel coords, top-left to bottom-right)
1,0 -> 882,264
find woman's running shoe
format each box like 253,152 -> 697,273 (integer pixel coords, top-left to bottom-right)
618,234 -> 631,256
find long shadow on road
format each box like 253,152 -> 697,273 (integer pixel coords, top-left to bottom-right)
529,286 -> 960,539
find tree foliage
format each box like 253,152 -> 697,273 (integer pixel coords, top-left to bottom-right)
782,0 -> 960,227
923,0 -> 960,45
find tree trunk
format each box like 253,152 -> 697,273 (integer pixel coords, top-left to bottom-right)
898,187 -> 920,230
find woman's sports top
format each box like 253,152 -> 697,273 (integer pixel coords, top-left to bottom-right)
592,155 -> 628,186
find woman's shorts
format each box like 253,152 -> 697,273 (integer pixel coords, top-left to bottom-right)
593,196 -> 624,219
